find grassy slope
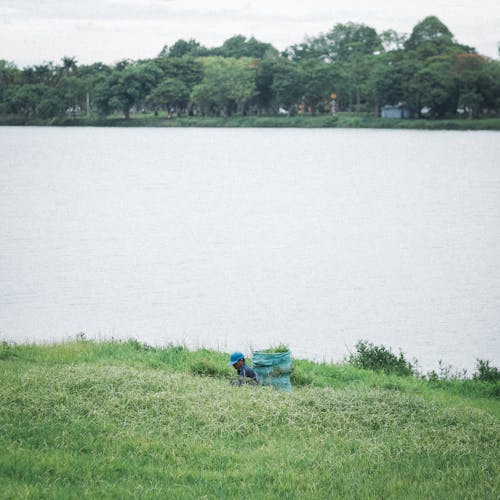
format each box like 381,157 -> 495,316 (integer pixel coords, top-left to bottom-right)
1,340 -> 499,499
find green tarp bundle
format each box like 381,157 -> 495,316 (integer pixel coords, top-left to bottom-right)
252,351 -> 292,391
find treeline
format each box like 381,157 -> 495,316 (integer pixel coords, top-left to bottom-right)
1,16 -> 499,121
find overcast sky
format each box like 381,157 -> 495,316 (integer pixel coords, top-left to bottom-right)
1,0 -> 499,67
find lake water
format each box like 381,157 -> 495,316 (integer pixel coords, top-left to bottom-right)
1,126 -> 499,372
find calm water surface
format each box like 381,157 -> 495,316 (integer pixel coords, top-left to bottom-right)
1,126 -> 499,371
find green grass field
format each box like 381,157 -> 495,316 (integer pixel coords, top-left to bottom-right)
1,339 -> 498,498
2,113 -> 500,130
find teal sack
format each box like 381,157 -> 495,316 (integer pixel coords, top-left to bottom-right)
252,351 -> 292,391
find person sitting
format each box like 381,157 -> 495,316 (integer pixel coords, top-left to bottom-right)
228,351 -> 258,384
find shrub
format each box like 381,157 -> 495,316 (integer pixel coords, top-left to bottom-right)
473,359 -> 500,383
0,341 -> 16,360
425,360 -> 468,382
348,340 -> 415,377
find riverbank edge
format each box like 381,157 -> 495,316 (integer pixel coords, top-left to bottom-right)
2,114 -> 500,130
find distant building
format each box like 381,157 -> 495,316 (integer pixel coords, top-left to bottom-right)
381,104 -> 412,119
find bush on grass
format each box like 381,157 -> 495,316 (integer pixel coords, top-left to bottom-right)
348,340 -> 415,377
0,341 -> 16,360
473,359 -> 500,383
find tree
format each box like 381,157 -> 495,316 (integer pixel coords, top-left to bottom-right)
93,73 -> 115,117
365,51 -> 422,113
408,55 -> 457,118
282,22 -> 382,113
98,62 -> 163,118
76,62 -> 113,116
4,59 -> 91,119
147,78 -> 190,114
154,56 -> 204,90
191,57 -> 257,116
160,39 -> 207,58
404,16 -> 472,59
285,22 -> 382,63
453,54 -> 500,118
56,76 -> 87,117
270,60 -> 304,112
0,60 -> 20,87
37,87 -> 64,119
2,17 -> 498,122
299,60 -> 338,113
327,22 -> 382,61
480,59 -> 500,113
380,30 -> 408,52
214,35 -> 279,59
405,16 -> 454,50
5,83 -> 47,117
60,56 -> 78,78
253,58 -> 281,114
343,52 -> 375,113
0,60 -> 20,113
21,62 -> 59,86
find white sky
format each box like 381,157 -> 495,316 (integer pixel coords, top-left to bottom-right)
1,0 -> 499,67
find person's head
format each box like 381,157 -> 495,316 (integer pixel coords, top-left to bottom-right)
233,358 -> 245,369
228,351 -> 245,369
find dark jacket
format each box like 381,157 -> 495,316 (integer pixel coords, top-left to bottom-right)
237,363 -> 258,382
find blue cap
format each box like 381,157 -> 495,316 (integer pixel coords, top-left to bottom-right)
228,351 -> 244,366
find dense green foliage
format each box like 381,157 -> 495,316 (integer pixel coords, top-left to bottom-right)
0,339 -> 498,498
1,16 -> 499,124
348,340 -> 416,376
474,359 -> 500,383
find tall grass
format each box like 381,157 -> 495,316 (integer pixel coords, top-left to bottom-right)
1,339 -> 499,498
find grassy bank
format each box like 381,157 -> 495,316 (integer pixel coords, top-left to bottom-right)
1,339 -> 499,498
1,113 -> 500,130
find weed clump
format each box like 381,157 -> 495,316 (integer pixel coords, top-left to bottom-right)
348,340 -> 415,377
473,359 -> 500,383
0,341 -> 16,360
